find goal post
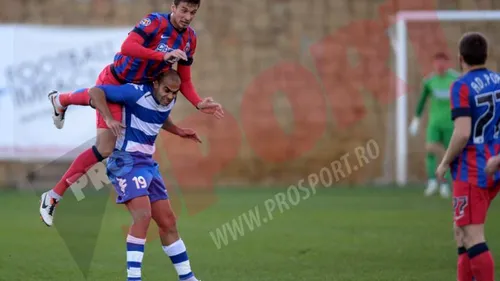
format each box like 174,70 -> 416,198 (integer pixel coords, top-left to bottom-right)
393,10 -> 500,186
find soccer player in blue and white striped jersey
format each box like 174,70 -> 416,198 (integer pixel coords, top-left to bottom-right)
88,69 -> 202,281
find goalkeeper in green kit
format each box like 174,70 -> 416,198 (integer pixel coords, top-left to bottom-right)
409,52 -> 460,198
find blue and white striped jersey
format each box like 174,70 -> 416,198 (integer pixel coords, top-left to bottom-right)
96,83 -> 175,156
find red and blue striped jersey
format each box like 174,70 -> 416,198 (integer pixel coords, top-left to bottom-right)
112,13 -> 197,84
450,68 -> 500,188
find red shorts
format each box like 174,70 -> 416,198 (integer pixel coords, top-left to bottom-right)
95,65 -> 124,129
453,181 -> 500,227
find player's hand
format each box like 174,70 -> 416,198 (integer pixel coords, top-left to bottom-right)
435,162 -> 449,183
197,97 -> 224,119
105,118 -> 125,137
485,156 -> 500,175
164,49 -> 187,63
178,128 -> 202,143
408,117 -> 420,136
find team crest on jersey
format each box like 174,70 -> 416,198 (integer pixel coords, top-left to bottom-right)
140,18 -> 151,26
184,42 -> 190,53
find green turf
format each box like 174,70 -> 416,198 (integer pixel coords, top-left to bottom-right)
1,186 -> 500,280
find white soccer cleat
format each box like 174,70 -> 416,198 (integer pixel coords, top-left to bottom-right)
424,179 -> 438,196
439,183 -> 450,198
39,191 -> 59,227
48,90 -> 66,129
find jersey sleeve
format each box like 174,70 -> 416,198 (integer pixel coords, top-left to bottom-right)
415,80 -> 431,117
131,13 -> 162,42
450,81 -> 471,120
95,84 -> 141,105
178,30 -> 197,66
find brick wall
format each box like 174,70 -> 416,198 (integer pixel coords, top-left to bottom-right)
1,0 -> 500,186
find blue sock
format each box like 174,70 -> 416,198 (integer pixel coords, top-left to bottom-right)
163,239 -> 195,280
126,235 -> 146,281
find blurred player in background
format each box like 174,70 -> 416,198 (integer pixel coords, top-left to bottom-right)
40,0 -> 223,226
409,52 -> 460,198
90,69 -> 202,281
436,32 -> 499,281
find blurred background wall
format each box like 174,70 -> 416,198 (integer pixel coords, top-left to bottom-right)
1,0 -> 499,189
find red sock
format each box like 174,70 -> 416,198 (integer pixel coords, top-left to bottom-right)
53,147 -> 103,196
457,247 -> 473,281
468,243 -> 495,281
59,88 -> 91,107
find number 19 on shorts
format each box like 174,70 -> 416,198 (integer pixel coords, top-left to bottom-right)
132,176 -> 147,189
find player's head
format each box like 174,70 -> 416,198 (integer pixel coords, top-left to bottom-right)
153,69 -> 181,106
432,52 -> 450,74
171,0 -> 200,30
458,32 -> 488,71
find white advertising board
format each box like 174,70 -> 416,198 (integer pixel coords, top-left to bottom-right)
0,24 -> 131,161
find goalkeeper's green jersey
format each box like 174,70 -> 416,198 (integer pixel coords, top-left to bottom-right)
415,69 -> 461,126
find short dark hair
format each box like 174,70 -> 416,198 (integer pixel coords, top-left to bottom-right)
157,69 -> 180,83
433,52 -> 449,60
174,0 -> 200,6
459,32 -> 488,66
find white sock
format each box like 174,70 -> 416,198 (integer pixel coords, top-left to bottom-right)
427,179 -> 438,188
126,235 -> 146,281
49,190 -> 62,201
163,239 -> 195,280
54,94 -> 63,108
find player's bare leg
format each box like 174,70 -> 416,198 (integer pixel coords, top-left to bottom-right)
424,143 -> 449,198
455,223 -> 474,281
95,128 -> 118,159
152,199 -> 200,281
127,196 -> 152,242
125,196 -> 152,281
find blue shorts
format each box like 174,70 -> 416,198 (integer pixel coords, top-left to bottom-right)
106,151 -> 169,204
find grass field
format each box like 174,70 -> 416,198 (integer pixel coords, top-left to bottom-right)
1,186 -> 500,281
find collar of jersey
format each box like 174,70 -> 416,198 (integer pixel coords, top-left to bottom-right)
168,13 -> 187,34
468,67 -> 487,72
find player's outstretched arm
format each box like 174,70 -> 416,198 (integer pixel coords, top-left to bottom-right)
177,64 -> 203,107
88,86 -> 127,136
409,81 -> 431,136
436,82 -> 471,181
162,117 -> 201,143
122,32 -> 164,61
121,14 -> 164,61
121,14 -> 188,63
161,117 -> 182,134
443,117 -> 471,163
177,64 -> 224,119
89,87 -> 116,123
415,81 -> 431,117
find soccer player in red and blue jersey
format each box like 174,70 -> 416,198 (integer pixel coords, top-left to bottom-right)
436,32 -> 500,281
40,0 -> 223,226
